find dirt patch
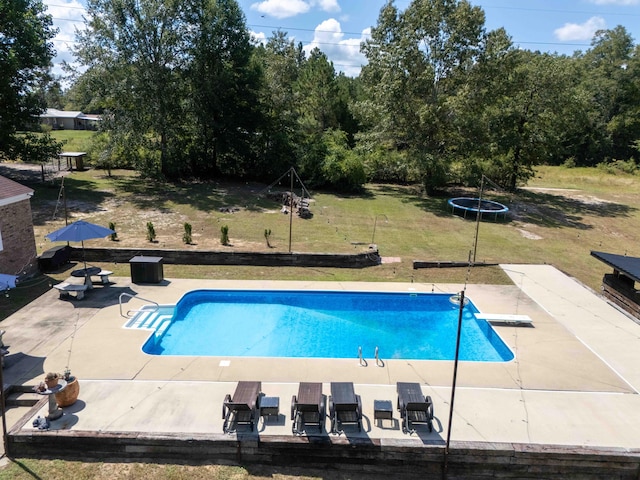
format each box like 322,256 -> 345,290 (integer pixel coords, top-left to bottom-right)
0,161 -> 68,184
517,228 -> 543,240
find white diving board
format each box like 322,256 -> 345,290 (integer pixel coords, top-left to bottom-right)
475,313 -> 533,326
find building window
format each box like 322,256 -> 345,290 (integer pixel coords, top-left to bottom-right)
0,226 -> 3,251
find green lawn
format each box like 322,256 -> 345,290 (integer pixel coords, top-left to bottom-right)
49,130 -> 96,152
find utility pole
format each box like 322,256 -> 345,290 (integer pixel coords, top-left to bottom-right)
288,167 -> 293,253
472,175 -> 485,264
443,290 -> 465,478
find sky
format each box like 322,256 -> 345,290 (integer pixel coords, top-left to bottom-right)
45,0 -> 640,79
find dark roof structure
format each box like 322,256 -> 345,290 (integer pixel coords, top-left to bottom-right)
591,251 -> 640,283
0,175 -> 34,203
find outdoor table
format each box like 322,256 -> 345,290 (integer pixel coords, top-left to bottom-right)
259,396 -> 279,420
374,400 -> 393,423
35,379 -> 68,421
71,266 -> 101,288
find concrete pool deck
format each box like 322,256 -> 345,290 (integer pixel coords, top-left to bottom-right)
2,264 -> 640,460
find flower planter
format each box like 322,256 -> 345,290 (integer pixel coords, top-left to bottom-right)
54,376 -> 80,407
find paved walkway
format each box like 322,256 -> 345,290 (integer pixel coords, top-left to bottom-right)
2,265 -> 640,453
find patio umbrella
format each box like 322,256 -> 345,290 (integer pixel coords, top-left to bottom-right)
45,220 -> 115,271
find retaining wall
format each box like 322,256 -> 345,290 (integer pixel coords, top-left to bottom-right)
66,247 -> 381,269
7,426 -> 640,479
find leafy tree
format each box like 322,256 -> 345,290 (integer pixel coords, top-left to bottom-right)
74,0 -> 260,180
580,27 -> 640,163
0,0 -> 62,163
40,76 -> 65,109
74,0 -> 188,177
358,0 -> 487,194
320,129 -> 365,191
296,48 -> 339,134
253,32 -> 305,178
63,67 -> 108,113
450,29 -> 581,190
183,0 -> 260,179
295,48 -> 340,184
334,73 -> 362,146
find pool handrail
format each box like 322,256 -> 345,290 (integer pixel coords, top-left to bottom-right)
358,346 -> 367,367
119,292 -> 160,318
375,346 -> 384,367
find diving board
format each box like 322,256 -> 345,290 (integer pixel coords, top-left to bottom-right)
475,313 -> 533,326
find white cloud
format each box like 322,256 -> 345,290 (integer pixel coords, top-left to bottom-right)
250,30 -> 267,46
44,0 -> 87,77
251,0 -> 311,19
313,0 -> 341,13
303,19 -> 368,77
251,0 -> 341,19
589,0 -> 639,5
554,16 -> 606,41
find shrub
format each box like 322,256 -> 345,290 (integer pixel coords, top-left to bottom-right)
146,221 -> 156,242
183,222 -> 192,244
597,159 -> 638,175
320,129 -> 366,192
220,225 -> 229,246
264,228 -> 272,248
108,222 -> 118,241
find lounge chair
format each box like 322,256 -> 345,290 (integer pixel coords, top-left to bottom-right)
291,382 -> 326,435
222,381 -> 261,433
328,382 -> 362,434
397,382 -> 434,434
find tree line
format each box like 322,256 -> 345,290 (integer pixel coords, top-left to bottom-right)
3,0 -> 640,193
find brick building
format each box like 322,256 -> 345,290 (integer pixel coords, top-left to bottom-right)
0,176 -> 37,276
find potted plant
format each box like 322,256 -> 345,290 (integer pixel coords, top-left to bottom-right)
44,372 -> 60,389
54,368 -> 80,407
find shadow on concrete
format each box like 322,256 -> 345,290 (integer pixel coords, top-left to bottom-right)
3,352 -> 46,385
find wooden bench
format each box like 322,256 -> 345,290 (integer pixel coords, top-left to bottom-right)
475,313 -> 533,326
53,282 -> 88,300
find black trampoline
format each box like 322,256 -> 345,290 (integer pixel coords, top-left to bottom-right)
448,197 -> 509,220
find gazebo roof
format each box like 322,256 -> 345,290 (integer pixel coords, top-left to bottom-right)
591,251 -> 640,283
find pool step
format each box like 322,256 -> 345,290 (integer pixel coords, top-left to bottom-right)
125,307 -> 174,330
153,317 -> 172,341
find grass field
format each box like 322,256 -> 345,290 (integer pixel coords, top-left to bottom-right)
0,459 -> 356,480
23,164 -> 640,290
49,130 -> 96,152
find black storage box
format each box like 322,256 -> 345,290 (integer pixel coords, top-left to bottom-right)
38,245 -> 72,272
129,256 -> 164,284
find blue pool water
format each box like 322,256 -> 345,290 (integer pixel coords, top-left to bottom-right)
140,290 -> 513,361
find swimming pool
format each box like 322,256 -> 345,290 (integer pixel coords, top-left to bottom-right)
138,290 -> 514,362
